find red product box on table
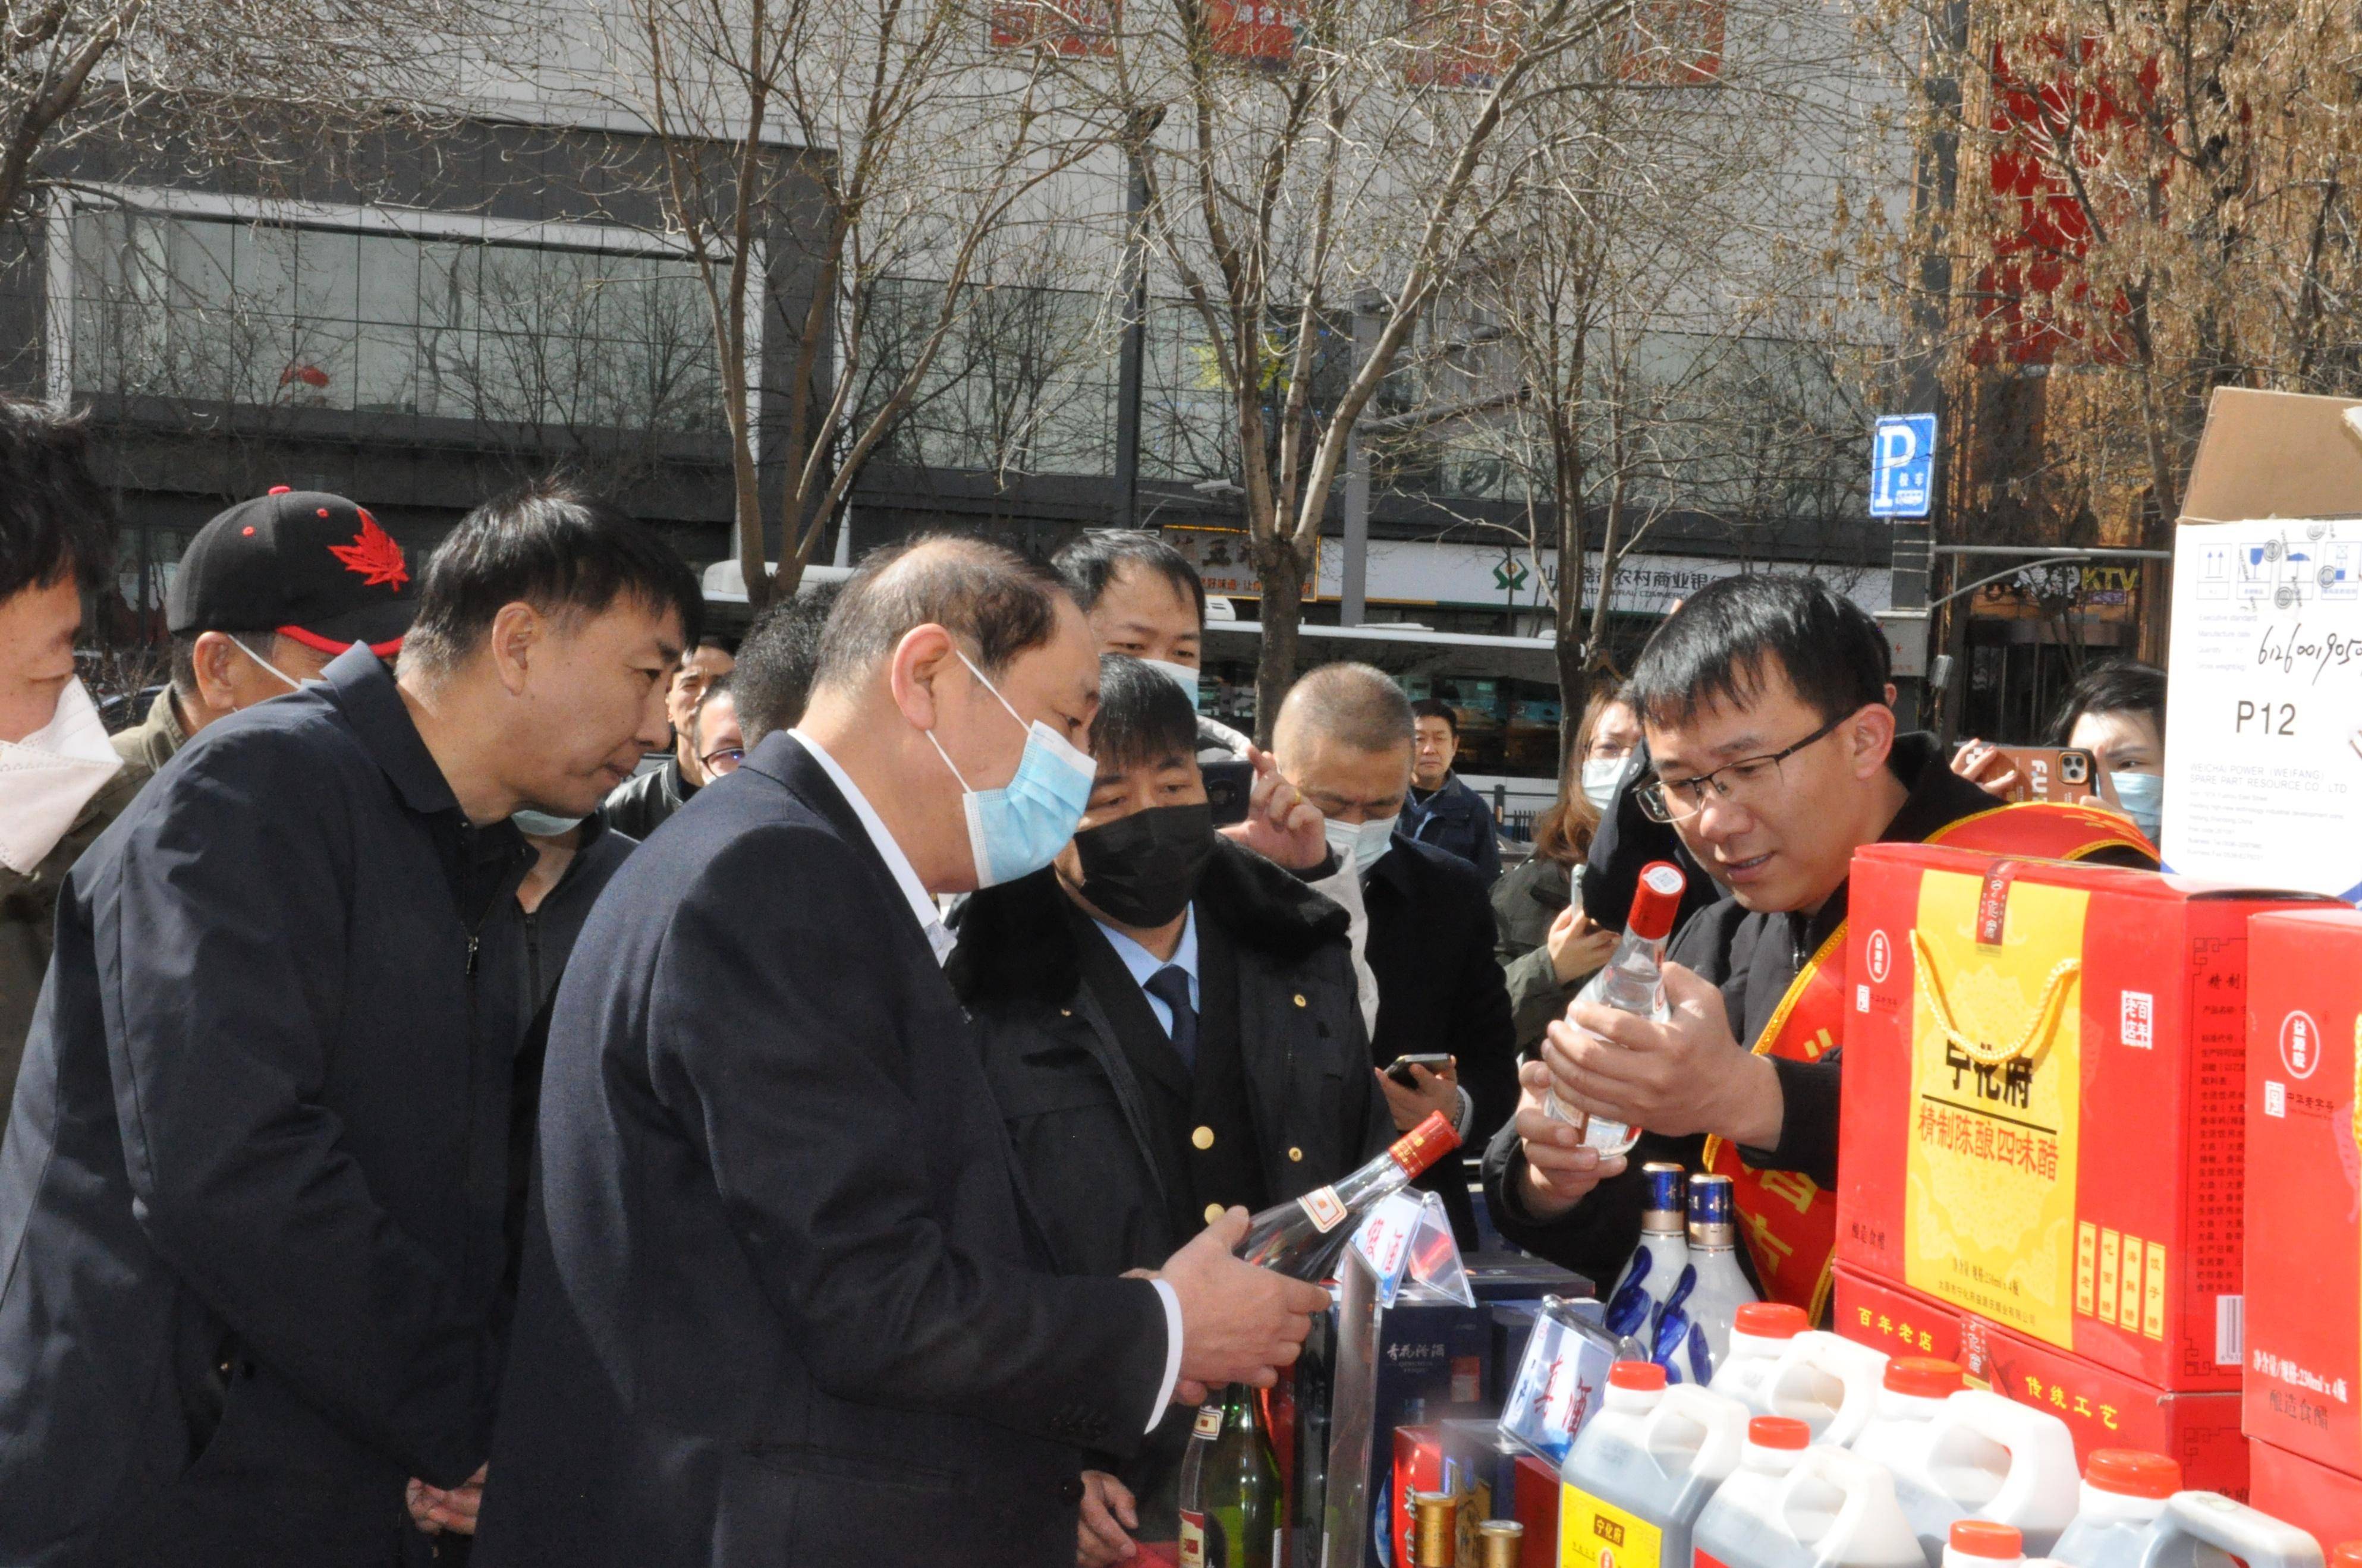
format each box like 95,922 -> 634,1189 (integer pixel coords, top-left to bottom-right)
1838,843 -> 2332,1391
1835,1266 -> 2250,1498
2249,1438 -> 2362,1550
2243,909 -> 2362,1477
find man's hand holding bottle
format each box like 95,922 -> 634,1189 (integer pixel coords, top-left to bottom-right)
1152,1207 -> 1332,1404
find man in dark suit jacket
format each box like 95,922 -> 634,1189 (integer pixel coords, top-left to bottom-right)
1265,663 -> 1518,1252
476,537 -> 1330,1568
0,483 -> 699,1565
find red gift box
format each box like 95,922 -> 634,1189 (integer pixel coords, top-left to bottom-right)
1839,844 -> 2331,1391
2249,1437 -> 2362,1550
1835,1267 -> 2249,1498
2243,909 -> 2362,1478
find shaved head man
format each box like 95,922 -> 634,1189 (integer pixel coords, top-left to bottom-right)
1262,663 -> 1517,1249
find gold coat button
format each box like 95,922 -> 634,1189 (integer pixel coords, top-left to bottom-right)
1192,1126 -> 1216,1151
1288,1147 -> 1304,1163
1204,1202 -> 1225,1224
1292,994 -> 1308,1008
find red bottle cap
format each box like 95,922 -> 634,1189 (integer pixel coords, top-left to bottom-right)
1626,862 -> 1687,941
2084,1449 -> 2181,1499
2331,1546 -> 2362,1568
1748,1415 -> 1809,1450
1386,1111 -> 1462,1178
1608,1361 -> 1666,1391
1734,1302 -> 1810,1340
1883,1357 -> 1966,1398
1948,1521 -> 2022,1559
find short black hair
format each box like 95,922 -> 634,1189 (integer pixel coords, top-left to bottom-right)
690,672 -> 736,750
0,396 -> 115,602
1092,654 -> 1200,776
1052,530 -> 1207,625
1410,697 -> 1460,737
735,579 -> 845,744
2050,660 -> 2166,745
811,535 -> 1068,696
1630,573 -> 1887,729
398,480 -> 703,676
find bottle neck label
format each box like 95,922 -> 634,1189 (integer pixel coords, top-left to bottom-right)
1178,1512 -> 1207,1568
1192,1405 -> 1225,1439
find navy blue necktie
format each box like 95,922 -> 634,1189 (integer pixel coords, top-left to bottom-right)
1144,965 -> 1198,1070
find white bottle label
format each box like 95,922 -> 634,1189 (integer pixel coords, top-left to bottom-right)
1300,1185 -> 1348,1233
1178,1510 -> 1207,1568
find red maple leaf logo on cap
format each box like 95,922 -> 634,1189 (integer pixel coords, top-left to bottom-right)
328,508 -> 410,591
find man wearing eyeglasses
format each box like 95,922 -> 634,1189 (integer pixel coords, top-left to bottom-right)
1480,574 -> 2152,1318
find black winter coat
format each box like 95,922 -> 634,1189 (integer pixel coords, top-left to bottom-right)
0,647 -> 530,1567
949,838 -> 1390,1537
1363,838 -> 1518,1249
474,734 -> 1169,1568
1397,772 -> 1502,883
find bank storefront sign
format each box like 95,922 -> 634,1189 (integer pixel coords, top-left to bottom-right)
1298,536 -> 1890,616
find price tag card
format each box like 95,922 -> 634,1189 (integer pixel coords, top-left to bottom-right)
1497,1296 -> 1622,1466
1350,1188 -> 1470,1308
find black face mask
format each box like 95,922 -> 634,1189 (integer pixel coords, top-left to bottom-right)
1071,804 -> 1218,929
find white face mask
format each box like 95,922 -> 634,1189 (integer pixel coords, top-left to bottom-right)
1323,813 -> 1399,876
1581,756 -> 1627,812
225,634 -> 304,692
0,677 -> 125,874
511,809 -> 586,839
1144,658 -> 1204,713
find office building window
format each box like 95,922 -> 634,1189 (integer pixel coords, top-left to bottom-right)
71,209 -> 726,435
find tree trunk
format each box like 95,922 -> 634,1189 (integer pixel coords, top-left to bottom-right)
1250,531 -> 1307,747
1552,429 -> 1589,771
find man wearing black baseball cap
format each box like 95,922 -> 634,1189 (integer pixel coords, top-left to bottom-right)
112,486 -> 419,786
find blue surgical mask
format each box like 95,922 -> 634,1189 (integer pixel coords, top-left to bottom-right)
1581,757 -> 1626,812
1323,813 -> 1399,876
2109,770 -> 2163,841
512,809 -> 585,838
924,651 -> 1096,888
1144,658 -> 1205,713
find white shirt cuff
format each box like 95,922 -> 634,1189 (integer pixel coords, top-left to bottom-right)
1147,1279 -> 1185,1431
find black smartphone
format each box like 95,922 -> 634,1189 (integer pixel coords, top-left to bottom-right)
1203,758 -> 1254,827
1386,1053 -> 1454,1087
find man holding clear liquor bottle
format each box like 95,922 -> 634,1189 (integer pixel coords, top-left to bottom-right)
478,537 -> 1332,1568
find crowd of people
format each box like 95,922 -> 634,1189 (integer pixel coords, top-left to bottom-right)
0,391 -> 2169,1568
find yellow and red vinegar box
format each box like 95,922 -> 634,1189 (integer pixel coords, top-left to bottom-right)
2243,908 -> 2362,1476
1838,843 -> 2333,1392
1835,1267 -> 2250,1498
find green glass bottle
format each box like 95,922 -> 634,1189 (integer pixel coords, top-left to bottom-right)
1176,1382 -> 1283,1568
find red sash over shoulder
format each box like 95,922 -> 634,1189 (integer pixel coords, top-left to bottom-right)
1699,802 -> 2153,1321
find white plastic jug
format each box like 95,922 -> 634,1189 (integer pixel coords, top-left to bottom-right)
1713,1302 -> 1813,1413
1880,1388 -> 2078,1561
1757,1330 -> 1889,1446
2139,1493 -> 2324,1568
1844,1357 -> 1967,1476
2050,1450 -> 2179,1567
1693,1416 -> 1813,1566
1692,1444 -> 1926,1568
1558,1360 -> 1748,1568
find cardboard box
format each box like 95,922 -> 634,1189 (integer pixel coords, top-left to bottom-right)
1392,1425 -> 1446,1567
1834,1268 -> 2249,1498
2249,1438 -> 2362,1550
1439,1421 -> 1557,1568
1331,1290 -> 1495,1568
2162,387 -> 2362,903
1839,843 -> 2332,1390
2243,909 -> 2362,1475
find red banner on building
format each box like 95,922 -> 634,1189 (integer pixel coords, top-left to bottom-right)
989,0 -> 1118,56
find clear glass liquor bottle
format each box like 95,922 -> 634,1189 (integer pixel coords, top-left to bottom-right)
1545,861 -> 1688,1154
1235,1111 -> 1460,1282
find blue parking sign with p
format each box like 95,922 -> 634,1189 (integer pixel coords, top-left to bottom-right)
1870,414 -> 1936,519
